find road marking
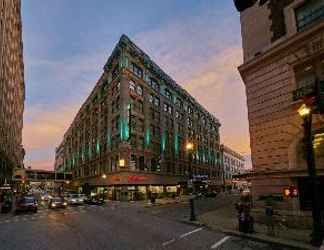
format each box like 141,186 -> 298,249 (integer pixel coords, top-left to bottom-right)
210,236 -> 231,249
179,227 -> 203,239
162,238 -> 176,246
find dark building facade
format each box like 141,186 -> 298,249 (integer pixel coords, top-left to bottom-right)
0,0 -> 25,185
55,35 -> 222,200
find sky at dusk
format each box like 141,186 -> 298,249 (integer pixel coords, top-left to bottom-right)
21,1 -> 251,170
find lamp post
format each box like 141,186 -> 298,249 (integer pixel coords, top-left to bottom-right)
298,104 -> 323,246
186,142 -> 196,221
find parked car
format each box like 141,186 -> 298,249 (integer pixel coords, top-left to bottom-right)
66,193 -> 85,205
1,200 -> 12,213
48,197 -> 67,209
84,195 -> 105,205
15,196 -> 38,214
204,191 -> 218,198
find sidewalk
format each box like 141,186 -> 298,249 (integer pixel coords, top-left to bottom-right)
145,195 -> 190,207
197,194 -> 318,250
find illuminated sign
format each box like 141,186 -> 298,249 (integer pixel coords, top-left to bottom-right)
128,176 -> 148,182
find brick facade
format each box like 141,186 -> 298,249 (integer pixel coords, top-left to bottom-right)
55,35 -> 223,193
0,0 -> 25,184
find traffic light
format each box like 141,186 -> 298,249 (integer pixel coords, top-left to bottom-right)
316,80 -> 324,114
283,186 -> 298,198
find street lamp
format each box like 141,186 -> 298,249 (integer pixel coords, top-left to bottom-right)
298,103 -> 323,246
119,159 -> 125,168
186,141 -> 196,221
102,174 -> 107,179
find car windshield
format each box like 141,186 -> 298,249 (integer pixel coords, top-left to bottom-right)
52,197 -> 63,202
24,197 -> 35,202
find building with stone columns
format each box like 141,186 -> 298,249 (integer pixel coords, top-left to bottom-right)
0,0 -> 25,185
220,144 -> 245,189
55,35 -> 222,201
238,0 -> 324,224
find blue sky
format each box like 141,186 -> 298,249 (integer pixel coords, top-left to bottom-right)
21,1 -> 250,169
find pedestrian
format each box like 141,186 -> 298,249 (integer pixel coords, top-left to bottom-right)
265,202 -> 275,236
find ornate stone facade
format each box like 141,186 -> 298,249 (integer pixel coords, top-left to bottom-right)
239,0 -> 324,223
0,0 -> 25,185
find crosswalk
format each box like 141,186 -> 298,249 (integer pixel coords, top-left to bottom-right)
0,204 -> 107,225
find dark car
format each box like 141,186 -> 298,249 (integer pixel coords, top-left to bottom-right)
204,191 -> 218,198
48,197 -> 67,209
84,195 -> 105,205
1,200 -> 12,213
15,196 -> 38,214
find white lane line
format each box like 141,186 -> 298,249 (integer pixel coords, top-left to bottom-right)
162,238 -> 176,246
179,227 -> 203,239
210,236 -> 231,249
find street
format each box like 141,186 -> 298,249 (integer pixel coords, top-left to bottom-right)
0,201 -> 297,250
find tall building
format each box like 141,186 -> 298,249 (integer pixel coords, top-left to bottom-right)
55,35 -> 222,201
220,144 -> 245,189
0,0 -> 25,185
237,0 -> 324,223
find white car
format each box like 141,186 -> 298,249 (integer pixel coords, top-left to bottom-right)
66,194 -> 85,205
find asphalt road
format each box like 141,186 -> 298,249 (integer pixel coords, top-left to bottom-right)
0,201 -> 297,250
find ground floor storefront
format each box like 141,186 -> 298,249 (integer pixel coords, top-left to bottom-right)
72,171 -> 222,201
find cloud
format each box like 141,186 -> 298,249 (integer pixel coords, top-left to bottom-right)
22,2 -> 251,171
134,12 -> 251,158
22,104 -> 80,169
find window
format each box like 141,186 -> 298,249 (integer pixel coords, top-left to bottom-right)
129,80 -> 136,92
150,78 -> 160,92
176,98 -> 183,109
149,94 -> 154,104
136,85 -> 143,96
131,63 -> 143,78
295,0 -> 324,31
187,106 -> 193,114
154,97 -> 160,107
164,89 -> 172,100
164,103 -> 168,112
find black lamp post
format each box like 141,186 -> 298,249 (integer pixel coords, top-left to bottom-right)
186,142 -> 196,221
298,104 -> 323,246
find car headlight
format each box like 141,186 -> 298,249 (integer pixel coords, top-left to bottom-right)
63,202 -> 67,206
52,203 -> 56,207
41,197 -> 44,200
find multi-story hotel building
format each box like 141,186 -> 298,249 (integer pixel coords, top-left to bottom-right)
237,0 -> 324,223
55,35 -> 222,201
0,0 -> 25,185
220,144 -> 245,189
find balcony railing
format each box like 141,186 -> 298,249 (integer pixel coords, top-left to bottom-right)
292,82 -> 316,101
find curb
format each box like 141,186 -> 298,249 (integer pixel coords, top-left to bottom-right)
222,229 -> 318,250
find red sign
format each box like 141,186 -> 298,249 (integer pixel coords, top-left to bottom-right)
128,175 -> 147,182
112,176 -> 121,182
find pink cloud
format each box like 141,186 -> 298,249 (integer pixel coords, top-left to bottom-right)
22,104 -> 80,169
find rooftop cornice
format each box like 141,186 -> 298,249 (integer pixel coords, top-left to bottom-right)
104,34 -> 220,126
